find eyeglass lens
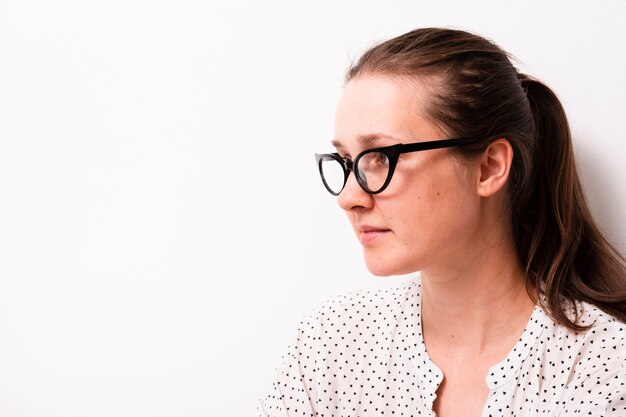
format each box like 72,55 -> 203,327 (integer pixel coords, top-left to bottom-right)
358,151 -> 389,192
320,151 -> 391,194
319,157 -> 346,194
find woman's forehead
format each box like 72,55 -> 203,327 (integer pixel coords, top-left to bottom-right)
333,76 -> 442,149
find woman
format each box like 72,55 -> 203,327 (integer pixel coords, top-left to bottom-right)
257,28 -> 626,416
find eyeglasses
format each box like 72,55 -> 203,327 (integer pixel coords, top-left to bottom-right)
314,137 -> 480,195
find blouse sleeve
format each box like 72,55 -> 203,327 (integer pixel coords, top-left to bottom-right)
256,307 -> 323,417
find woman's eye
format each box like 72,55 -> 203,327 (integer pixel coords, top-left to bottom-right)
360,152 -> 388,172
372,152 -> 389,166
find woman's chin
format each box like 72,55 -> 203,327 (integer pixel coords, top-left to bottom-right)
364,255 -> 418,277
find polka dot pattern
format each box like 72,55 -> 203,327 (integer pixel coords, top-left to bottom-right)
257,278 -> 626,416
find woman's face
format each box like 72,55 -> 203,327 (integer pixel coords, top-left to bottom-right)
333,75 -> 483,276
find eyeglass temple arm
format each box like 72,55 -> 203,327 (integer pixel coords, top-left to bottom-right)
399,137 -> 481,153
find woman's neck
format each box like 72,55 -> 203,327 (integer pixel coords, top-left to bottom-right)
420,235 -> 536,356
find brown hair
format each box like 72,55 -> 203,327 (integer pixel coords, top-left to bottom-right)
348,27 -> 626,330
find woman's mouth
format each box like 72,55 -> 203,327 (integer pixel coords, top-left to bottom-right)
358,226 -> 391,245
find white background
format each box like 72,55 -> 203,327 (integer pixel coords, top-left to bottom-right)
1,1 -> 625,416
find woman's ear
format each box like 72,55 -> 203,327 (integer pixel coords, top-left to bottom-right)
477,138 -> 514,197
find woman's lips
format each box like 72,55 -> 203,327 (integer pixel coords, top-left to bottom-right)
358,226 -> 391,245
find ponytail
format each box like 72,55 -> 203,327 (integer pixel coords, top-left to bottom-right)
518,74 -> 626,330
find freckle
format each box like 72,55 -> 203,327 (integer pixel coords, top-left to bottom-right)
437,192 -> 440,196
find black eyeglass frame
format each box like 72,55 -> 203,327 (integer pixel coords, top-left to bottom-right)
315,137 -> 481,196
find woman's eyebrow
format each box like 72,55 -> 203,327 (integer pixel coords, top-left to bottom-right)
331,133 -> 401,149
330,139 -> 345,151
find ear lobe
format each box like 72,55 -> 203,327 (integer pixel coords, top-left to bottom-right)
477,138 -> 514,197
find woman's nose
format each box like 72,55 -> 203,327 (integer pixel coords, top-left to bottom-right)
337,171 -> 373,211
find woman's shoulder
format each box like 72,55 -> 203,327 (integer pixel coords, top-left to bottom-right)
571,301 -> 626,355
537,299 -> 626,386
541,299 -> 626,357
297,277 -> 421,330
562,300 -> 626,342
286,277 -> 422,353
538,301 -> 626,415
258,278 -> 423,416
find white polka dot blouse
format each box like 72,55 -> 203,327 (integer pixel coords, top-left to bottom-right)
257,277 -> 626,416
